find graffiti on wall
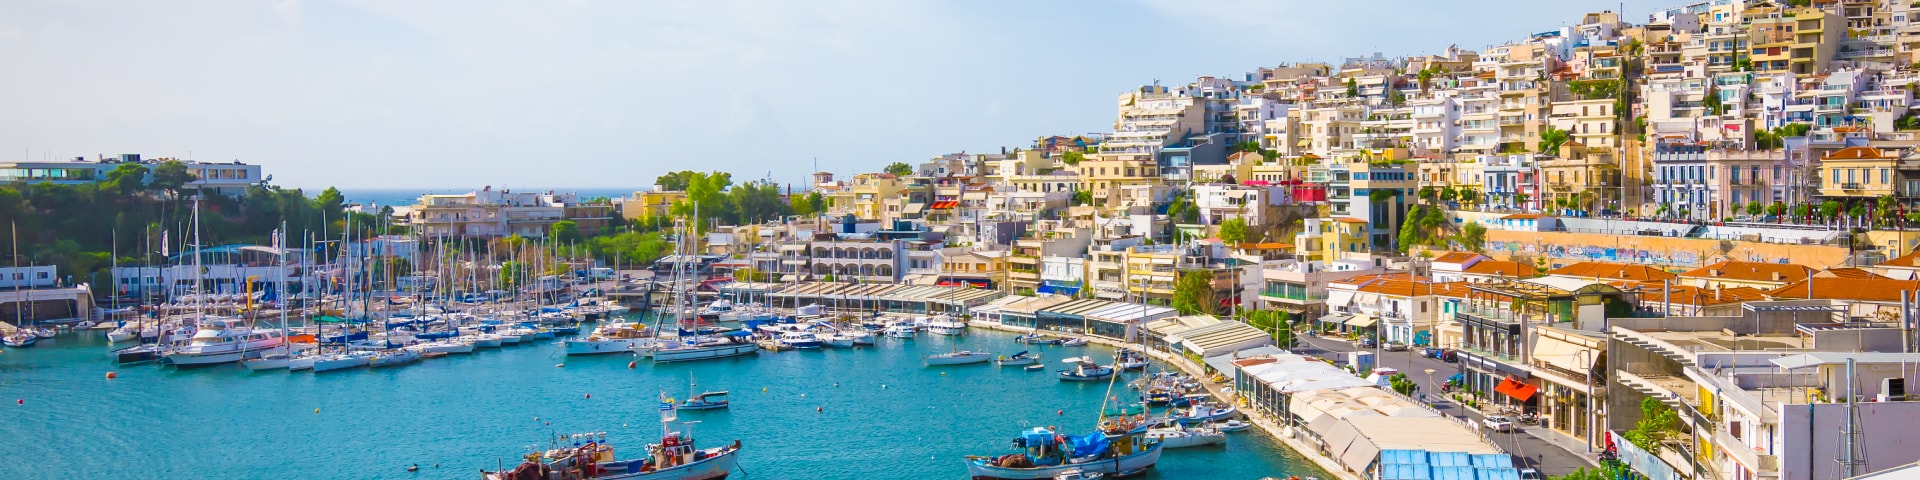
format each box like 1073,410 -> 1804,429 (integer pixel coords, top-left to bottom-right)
1485,241 -> 1716,266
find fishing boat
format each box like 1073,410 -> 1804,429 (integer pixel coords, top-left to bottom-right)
565,322 -> 656,356
925,350 -> 992,366
368,348 -> 422,368
1057,357 -> 1115,382
996,351 -> 1042,366
677,379 -> 730,411
162,321 -> 288,367
3,331 -> 37,348
962,426 -> 1162,480
926,316 -> 967,336
481,394 -> 741,480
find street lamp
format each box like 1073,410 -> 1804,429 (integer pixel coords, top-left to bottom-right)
1424,368 -> 1437,403
1577,348 -> 1595,453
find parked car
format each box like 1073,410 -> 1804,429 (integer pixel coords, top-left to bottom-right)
1517,468 -> 1543,480
1358,337 -> 1377,348
1384,342 -> 1408,352
1483,415 -> 1516,433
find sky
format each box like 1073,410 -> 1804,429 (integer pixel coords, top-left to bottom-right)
0,0 -> 1669,191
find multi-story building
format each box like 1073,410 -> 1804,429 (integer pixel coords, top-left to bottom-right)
1538,144 -> 1622,214
1334,153 -> 1417,249
1549,98 -> 1619,149
408,187 -> 587,238
1106,84 -> 1205,156
826,173 -> 906,221
1818,145 -> 1903,204
807,237 -> 904,283
618,190 -> 684,221
1074,154 -> 1161,205
0,154 -> 264,197
1409,93 -> 1459,153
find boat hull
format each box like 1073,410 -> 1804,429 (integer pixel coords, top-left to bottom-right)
926,355 -> 992,366
965,443 -> 1161,480
312,354 -> 372,372
565,338 -> 655,356
652,343 -> 759,363
1144,429 -> 1226,448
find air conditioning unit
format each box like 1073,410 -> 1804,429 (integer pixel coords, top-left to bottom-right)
1883,378 -> 1907,402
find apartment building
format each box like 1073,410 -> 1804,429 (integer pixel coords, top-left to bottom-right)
1107,84 -> 1205,156
408,187 -> 587,238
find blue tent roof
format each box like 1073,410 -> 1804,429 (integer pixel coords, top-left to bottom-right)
1431,466 -> 1479,480
1429,452 -> 1474,467
1471,454 -> 1515,469
1474,468 -> 1520,480
1380,463 -> 1434,480
1381,449 -> 1431,465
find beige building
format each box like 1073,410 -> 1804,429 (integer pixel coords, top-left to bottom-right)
1538,143 -> 1622,213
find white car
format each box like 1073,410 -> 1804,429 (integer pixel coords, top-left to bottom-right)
1517,468 -> 1543,480
1483,415 -> 1516,433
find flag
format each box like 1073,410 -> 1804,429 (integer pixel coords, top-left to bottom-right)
161,231 -> 169,257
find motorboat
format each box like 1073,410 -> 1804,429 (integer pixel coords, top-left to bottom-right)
924,350 -> 992,366
1025,364 -> 1047,372
106,324 -> 142,343
111,343 -> 167,363
1142,424 -> 1226,449
679,391 -> 730,411
963,426 -> 1161,480
1212,420 -> 1251,432
1173,402 -> 1238,425
242,344 -> 317,371
564,322 -> 656,356
1057,357 -> 1115,382
1015,333 -> 1048,344
459,333 -> 503,348
696,299 -> 735,322
846,329 -> 876,346
776,331 -> 822,349
3,331 -> 38,348
996,351 -> 1042,366
926,316 -> 967,336
1058,338 -> 1089,347
162,321 -> 287,367
882,324 -> 916,339
1114,349 -> 1148,371
31,327 -> 56,339
368,348 -> 423,368
1054,469 -> 1104,480
311,351 -> 375,373
481,429 -> 740,480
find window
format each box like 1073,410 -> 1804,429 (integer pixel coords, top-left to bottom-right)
1883,168 -> 1891,185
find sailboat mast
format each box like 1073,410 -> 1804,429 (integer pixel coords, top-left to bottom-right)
191,195 -> 204,322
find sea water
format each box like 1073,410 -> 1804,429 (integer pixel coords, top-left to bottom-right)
0,321 -> 1331,479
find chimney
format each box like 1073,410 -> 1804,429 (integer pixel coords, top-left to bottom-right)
1709,269 -> 1721,276
1771,271 -> 1782,282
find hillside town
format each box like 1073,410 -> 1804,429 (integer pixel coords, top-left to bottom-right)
10,2 -> 1920,480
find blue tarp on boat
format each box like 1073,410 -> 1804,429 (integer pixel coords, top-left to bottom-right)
1020,428 -> 1060,446
1069,432 -> 1110,457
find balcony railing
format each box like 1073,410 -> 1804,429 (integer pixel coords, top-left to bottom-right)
1457,304 -> 1523,325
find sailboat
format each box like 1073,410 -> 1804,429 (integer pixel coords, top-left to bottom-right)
163,197 -> 287,367
651,214 -> 756,363
245,226 -> 307,371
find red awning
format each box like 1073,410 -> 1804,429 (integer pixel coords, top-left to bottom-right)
1493,378 -> 1538,402
930,201 -> 958,209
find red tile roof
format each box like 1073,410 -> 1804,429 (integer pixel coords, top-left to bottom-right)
1879,249 -> 1920,268
1549,261 -> 1679,282
1612,281 -> 1767,306
1431,251 -> 1483,264
1766,277 -> 1920,302
1680,261 -> 1812,284
1819,268 -> 1889,280
1462,260 -> 1536,278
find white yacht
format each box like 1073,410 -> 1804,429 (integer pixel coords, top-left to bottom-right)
883,324 -> 916,339
926,316 -> 967,336
696,299 -> 735,322
563,322 -> 655,356
405,339 -> 475,355
311,351 -> 374,372
162,321 -> 288,367
652,335 -> 759,363
776,331 -> 822,349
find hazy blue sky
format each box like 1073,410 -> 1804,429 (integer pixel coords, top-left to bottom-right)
1,0 -> 1666,191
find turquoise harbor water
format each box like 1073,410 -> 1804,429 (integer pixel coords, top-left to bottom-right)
0,320 -> 1330,480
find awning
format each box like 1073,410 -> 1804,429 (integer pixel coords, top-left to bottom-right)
1345,315 -> 1377,328
1493,377 -> 1538,402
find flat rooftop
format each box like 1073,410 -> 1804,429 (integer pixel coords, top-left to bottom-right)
1640,330 -> 1808,353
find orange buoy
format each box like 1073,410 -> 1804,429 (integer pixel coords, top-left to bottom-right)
105,372 -> 118,379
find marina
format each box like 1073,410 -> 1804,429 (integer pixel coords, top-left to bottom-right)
0,319 -> 1330,479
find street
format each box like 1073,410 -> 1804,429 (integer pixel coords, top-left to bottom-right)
1291,333 -> 1600,477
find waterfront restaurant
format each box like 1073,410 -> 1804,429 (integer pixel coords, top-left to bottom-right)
1168,320 -> 1273,361
1033,299 -> 1177,342
990,295 -> 1077,329
1228,354 -> 1374,420
1143,314 -> 1224,353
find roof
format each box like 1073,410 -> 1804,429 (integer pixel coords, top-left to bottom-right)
1820,267 -> 1889,280
1174,321 -> 1274,357
1500,213 -> 1543,220
1825,146 -> 1886,160
1879,249 -> 1920,268
1548,261 -> 1678,282
1430,251 -> 1483,264
1772,352 -> 1920,370
1610,281 -> 1768,306
1766,276 -> 1920,302
1333,217 -> 1370,224
1235,242 -> 1295,250
1681,261 -> 1812,284
1461,260 -> 1535,277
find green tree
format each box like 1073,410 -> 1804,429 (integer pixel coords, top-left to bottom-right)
1702,83 -> 1724,115
1218,217 -> 1250,244
497,261 -> 526,289
1625,397 -> 1681,455
1457,223 -> 1488,253
549,220 -> 581,244
313,187 -> 347,220
1538,126 -> 1570,155
1766,202 -> 1785,217
654,171 -> 701,191
1820,200 -> 1841,220
1513,192 -> 1530,207
1345,77 -> 1359,98
1171,270 -> 1216,315
102,163 -> 149,196
1439,186 -> 1459,203
789,193 -> 816,217
728,180 -> 789,224
1387,373 -> 1418,396
1418,186 -> 1437,203
1746,201 -> 1763,217
1417,68 -> 1435,94
1397,213 -> 1422,253
1072,190 -> 1094,207
883,162 -> 914,177
149,160 -> 196,197
1061,151 -> 1086,165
